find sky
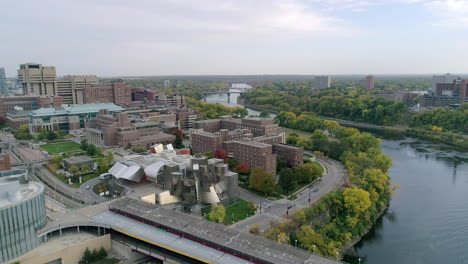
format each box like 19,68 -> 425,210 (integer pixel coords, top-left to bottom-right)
1,0 -> 468,76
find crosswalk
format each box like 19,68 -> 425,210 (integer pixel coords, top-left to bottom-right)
264,212 -> 282,222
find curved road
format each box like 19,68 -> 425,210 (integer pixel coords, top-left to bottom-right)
233,154 -> 346,232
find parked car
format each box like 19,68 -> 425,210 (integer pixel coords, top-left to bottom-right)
99,173 -> 112,180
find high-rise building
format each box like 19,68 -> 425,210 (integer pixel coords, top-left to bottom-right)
365,75 -> 375,90
57,75 -> 99,104
164,80 -> 171,88
0,67 -> 7,94
432,74 -> 457,91
83,81 -> 131,107
18,63 -> 57,96
314,76 -> 331,89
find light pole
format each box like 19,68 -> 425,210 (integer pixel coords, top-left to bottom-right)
295,239 -> 297,248
359,258 -> 361,264
312,244 -> 316,254
336,252 -> 339,260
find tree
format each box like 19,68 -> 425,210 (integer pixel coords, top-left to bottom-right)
234,162 -> 250,174
208,203 -> 225,223
87,144 -> 97,156
249,224 -> 260,234
80,139 -> 88,151
97,247 -> 107,259
232,107 -> 248,118
279,168 -> 297,196
203,151 -> 214,159
249,167 -> 275,195
214,148 -> 228,162
105,152 -> 114,164
46,130 -> 57,141
294,163 -> 323,184
36,128 -> 47,141
50,155 -> 63,167
81,164 -> 91,173
343,187 -> 371,215
260,111 -> 270,118
248,201 -> 257,211
69,165 -> 80,175
228,158 -> 239,169
15,124 -> 33,140
97,157 -> 110,174
56,129 -> 66,138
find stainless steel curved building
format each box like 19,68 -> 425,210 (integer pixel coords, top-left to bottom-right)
0,169 -> 47,263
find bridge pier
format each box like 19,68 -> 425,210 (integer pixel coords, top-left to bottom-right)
227,93 -> 230,103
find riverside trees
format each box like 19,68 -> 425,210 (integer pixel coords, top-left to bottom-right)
265,120 -> 394,258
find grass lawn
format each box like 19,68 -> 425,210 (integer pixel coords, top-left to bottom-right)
282,127 -> 313,139
41,141 -> 81,154
204,199 -> 257,225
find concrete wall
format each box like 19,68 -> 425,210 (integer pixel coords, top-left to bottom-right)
9,234 -> 111,264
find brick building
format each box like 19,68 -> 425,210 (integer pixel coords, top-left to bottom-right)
131,88 -> 157,103
0,96 -> 63,118
273,144 -> 304,167
422,75 -> 468,107
86,110 -> 175,148
0,154 -> 11,171
191,117 -> 302,175
83,82 -> 131,107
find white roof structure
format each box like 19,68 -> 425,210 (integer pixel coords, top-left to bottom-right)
109,162 -> 144,182
144,161 -> 165,181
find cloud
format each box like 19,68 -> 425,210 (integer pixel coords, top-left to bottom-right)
423,0 -> 468,28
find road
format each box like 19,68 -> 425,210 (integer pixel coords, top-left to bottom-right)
79,177 -> 108,203
233,154 -> 346,232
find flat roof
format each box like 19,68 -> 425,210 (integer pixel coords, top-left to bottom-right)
0,170 -> 44,209
30,103 -> 123,117
236,140 -> 271,148
63,156 -> 94,164
108,197 -> 338,264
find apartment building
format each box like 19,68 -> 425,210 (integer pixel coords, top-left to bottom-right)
421,76 -> 468,107
365,75 -> 375,90
57,75 -> 99,104
0,67 -> 6,94
273,144 -> 304,167
194,116 -> 280,137
18,63 -> 57,96
314,76 -> 331,89
230,141 -> 276,175
156,93 -> 186,108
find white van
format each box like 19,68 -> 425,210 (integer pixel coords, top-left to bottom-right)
99,173 -> 112,180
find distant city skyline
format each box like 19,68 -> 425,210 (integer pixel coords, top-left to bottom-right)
2,0 -> 468,77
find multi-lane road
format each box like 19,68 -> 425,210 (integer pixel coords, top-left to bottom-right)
233,153 -> 347,232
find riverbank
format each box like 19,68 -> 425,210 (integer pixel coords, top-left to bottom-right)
241,102 -> 468,149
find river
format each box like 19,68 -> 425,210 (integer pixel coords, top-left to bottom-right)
204,90 -> 468,264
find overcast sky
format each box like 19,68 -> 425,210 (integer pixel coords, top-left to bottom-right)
1,0 -> 468,76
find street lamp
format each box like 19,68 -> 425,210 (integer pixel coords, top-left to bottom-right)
336,252 -> 339,260
295,239 -> 297,248
312,245 -> 316,254
359,258 -> 361,264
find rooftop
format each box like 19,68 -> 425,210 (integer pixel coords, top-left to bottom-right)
29,103 -> 124,117
63,156 -> 94,164
236,140 -> 271,148
108,197 -> 337,264
0,169 -> 44,209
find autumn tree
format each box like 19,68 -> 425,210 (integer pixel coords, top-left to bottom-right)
234,162 -> 250,174
249,167 -> 275,195
293,163 -> 323,184
214,148 -> 228,162
279,168 -> 296,196
208,203 -> 226,223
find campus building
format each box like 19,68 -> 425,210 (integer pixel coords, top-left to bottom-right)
29,103 -> 123,133
18,63 -> 58,96
57,75 -> 99,104
0,96 -> 63,118
83,81 -> 131,107
0,169 -> 47,263
86,109 -> 175,148
421,76 -> 468,107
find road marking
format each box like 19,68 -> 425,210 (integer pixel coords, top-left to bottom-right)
264,212 -> 282,221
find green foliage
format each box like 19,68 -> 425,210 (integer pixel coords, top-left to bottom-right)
228,158 -> 239,169
208,203 -> 226,223
15,124 -> 33,140
80,139 -> 88,151
249,167 -> 275,195
260,111 -> 270,118
81,164 -> 91,172
41,142 -> 82,154
186,98 -> 249,119
410,107 -> 468,133
264,122 -> 393,258
131,146 -> 146,153
87,144 -> 98,156
278,168 -> 297,195
203,151 -> 214,159
69,165 -> 80,174
293,163 -> 323,184
245,88 -> 407,125
79,247 -> 107,264
46,130 -> 57,141
50,155 -> 63,167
